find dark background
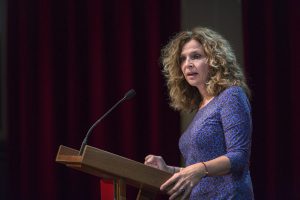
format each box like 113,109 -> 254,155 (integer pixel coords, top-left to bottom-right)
1,0 -> 300,199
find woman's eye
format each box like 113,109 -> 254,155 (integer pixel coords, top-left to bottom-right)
192,54 -> 201,59
179,56 -> 185,63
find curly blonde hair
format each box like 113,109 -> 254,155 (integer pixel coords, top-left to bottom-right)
161,27 -> 250,112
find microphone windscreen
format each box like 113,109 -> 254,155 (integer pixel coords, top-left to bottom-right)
124,89 -> 136,100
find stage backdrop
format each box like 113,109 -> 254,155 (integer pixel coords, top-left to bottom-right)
6,0 -> 180,199
243,0 -> 300,199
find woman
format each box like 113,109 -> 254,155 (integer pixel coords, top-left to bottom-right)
144,27 -> 254,199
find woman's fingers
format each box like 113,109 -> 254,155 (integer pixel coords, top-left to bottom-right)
160,173 -> 179,191
161,168 -> 199,200
167,179 -> 191,200
144,155 -> 169,171
144,155 -> 156,165
179,186 -> 192,200
144,154 -> 155,161
167,174 -> 184,194
144,155 -> 161,163
169,188 -> 184,200
165,178 -> 189,200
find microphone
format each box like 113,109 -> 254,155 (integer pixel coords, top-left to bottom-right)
79,89 -> 136,155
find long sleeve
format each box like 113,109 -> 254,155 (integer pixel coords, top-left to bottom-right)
220,87 -> 252,173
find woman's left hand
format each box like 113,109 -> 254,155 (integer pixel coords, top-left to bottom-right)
160,162 -> 206,200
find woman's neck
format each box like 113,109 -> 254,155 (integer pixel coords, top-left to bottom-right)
199,96 -> 214,109
197,85 -> 214,109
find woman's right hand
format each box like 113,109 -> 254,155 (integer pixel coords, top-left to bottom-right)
144,155 -> 173,173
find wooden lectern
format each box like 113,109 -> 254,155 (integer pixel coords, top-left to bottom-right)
56,145 -> 177,200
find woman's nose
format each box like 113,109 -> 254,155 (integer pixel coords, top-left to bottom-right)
184,58 -> 193,67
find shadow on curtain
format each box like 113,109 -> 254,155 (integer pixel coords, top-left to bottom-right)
6,0 -> 181,199
243,0 -> 300,199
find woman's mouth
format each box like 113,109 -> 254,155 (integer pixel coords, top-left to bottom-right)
186,72 -> 198,77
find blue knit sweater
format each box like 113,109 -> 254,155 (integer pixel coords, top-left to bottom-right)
179,86 -> 254,199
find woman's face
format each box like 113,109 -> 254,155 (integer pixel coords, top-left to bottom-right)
180,39 -> 210,89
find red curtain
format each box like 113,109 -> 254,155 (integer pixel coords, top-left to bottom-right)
243,0 -> 300,199
6,0 -> 180,199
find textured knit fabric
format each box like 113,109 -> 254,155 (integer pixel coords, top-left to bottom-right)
179,86 -> 254,199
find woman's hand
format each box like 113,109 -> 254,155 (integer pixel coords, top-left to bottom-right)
160,162 -> 206,200
144,155 -> 173,173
